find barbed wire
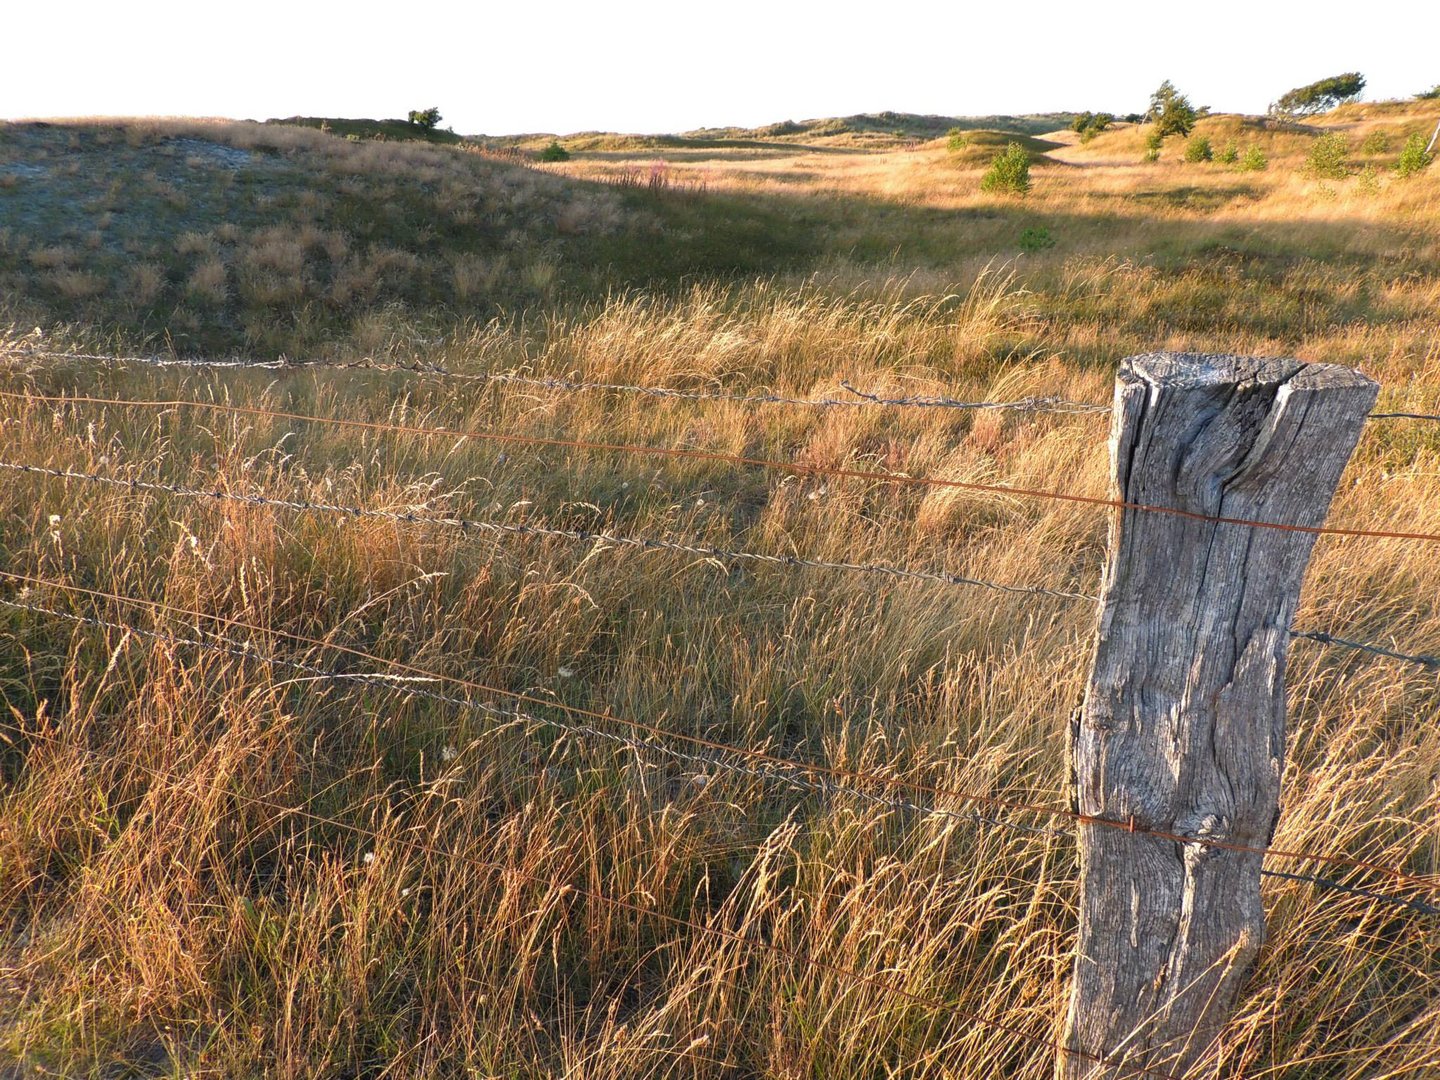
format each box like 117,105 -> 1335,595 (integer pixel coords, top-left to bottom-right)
0,594 -> 1061,841
3,571 -> 1437,913
3,347 -> 1112,415
0,459 -> 1093,603
1289,631 -> 1440,671
6,391 -> 1440,545
9,346 -> 1439,423
1368,411 -> 1440,422
8,456 -> 1439,671
5,592 -> 1437,920
0,613 -> 1185,1080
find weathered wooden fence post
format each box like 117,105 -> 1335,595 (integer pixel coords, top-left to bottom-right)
1059,353 -> 1378,1079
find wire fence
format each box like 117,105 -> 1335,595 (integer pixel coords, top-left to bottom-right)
7,390 -> 1440,545
2,356 -> 1439,1071
0,610 -> 1191,1080
3,571 -> 1436,915
8,345 -> 1440,422
5,457 -> 1439,670
0,346 -> 1120,415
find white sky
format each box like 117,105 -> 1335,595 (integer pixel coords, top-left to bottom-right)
4,1 -> 1434,135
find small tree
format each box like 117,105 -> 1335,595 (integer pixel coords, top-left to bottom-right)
1146,80 -> 1200,138
980,142 -> 1031,195
538,140 -> 571,162
1394,133 -> 1434,178
1216,142 -> 1239,165
408,107 -> 443,131
1271,73 -> 1365,117
1418,85 -> 1440,101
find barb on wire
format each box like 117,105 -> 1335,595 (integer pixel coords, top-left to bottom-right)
0,459 -> 1095,603
2,587 -> 1437,918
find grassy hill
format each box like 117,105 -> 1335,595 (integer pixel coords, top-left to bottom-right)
0,119 -> 823,356
939,128 -> 1067,166
486,111 -> 1080,153
267,115 -> 466,145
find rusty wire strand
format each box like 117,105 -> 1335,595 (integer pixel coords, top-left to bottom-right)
0,459 -> 1093,603
6,347 -> 1111,415
6,390 -> 1440,545
9,346 -> 1438,421
7,457 -> 1438,671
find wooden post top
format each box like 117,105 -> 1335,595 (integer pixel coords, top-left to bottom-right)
1119,351 -> 1377,392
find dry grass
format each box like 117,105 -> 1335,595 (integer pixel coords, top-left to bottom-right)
0,105 -> 1439,1078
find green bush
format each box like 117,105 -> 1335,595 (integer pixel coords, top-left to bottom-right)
407,107 -> 442,131
1394,133 -> 1434,178
1419,85 -> 1440,100
1360,130 -> 1390,155
1304,133 -> 1349,179
1071,112 -> 1114,143
1142,128 -> 1163,163
1183,135 -> 1213,163
946,128 -> 971,151
1238,147 -> 1268,171
1356,163 -> 1382,196
538,141 -> 572,163
980,142 -> 1031,195
1019,226 -> 1055,252
1216,142 -> 1239,165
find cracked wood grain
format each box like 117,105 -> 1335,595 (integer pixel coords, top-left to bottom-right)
1058,353 -> 1378,1080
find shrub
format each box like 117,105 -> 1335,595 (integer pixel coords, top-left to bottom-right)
1183,135 -> 1213,163
1360,130 -> 1390,155
1071,112 -> 1113,143
980,142 -> 1031,195
538,141 -> 571,162
946,128 -> 971,151
1304,133 -> 1349,179
1216,142 -> 1239,165
1142,129 -> 1163,163
1356,163 -> 1382,196
1418,85 -> 1440,100
407,107 -> 443,131
1394,133 -> 1434,178
1019,226 -> 1055,252
1238,147 -> 1268,171
1271,72 -> 1366,117
1146,80 -> 1201,138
